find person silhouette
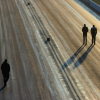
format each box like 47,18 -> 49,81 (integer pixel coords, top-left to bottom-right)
82,24 -> 88,45
1,59 -> 10,86
91,25 -> 97,45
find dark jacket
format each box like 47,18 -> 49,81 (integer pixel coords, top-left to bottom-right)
82,27 -> 88,35
1,62 -> 10,74
91,27 -> 97,36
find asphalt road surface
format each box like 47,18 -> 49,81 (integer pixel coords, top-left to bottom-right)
74,0 -> 100,21
0,0 -> 100,100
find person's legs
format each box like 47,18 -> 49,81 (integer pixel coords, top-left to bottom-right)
4,74 -> 9,86
94,36 -> 96,45
4,77 -> 6,86
92,36 -> 93,44
85,35 -> 87,45
83,35 -> 85,44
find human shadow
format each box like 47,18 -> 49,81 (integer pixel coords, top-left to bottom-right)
59,44 -> 85,72
73,44 -> 94,70
0,85 -> 6,91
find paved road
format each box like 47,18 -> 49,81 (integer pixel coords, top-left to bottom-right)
30,0 -> 100,99
0,0 -> 100,100
74,0 -> 100,21
0,0 -> 67,100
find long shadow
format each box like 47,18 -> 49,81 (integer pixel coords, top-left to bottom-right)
73,44 -> 94,70
74,0 -> 100,20
59,44 -> 85,72
0,85 -> 6,91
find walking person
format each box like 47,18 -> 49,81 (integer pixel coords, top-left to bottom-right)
1,59 -> 10,86
82,24 -> 88,45
91,25 -> 97,45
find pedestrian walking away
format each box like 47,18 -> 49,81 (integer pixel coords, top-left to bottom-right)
91,25 -> 97,45
1,59 -> 10,87
82,24 -> 88,45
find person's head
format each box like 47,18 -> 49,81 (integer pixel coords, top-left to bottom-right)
4,59 -> 7,63
84,24 -> 86,27
93,25 -> 95,27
